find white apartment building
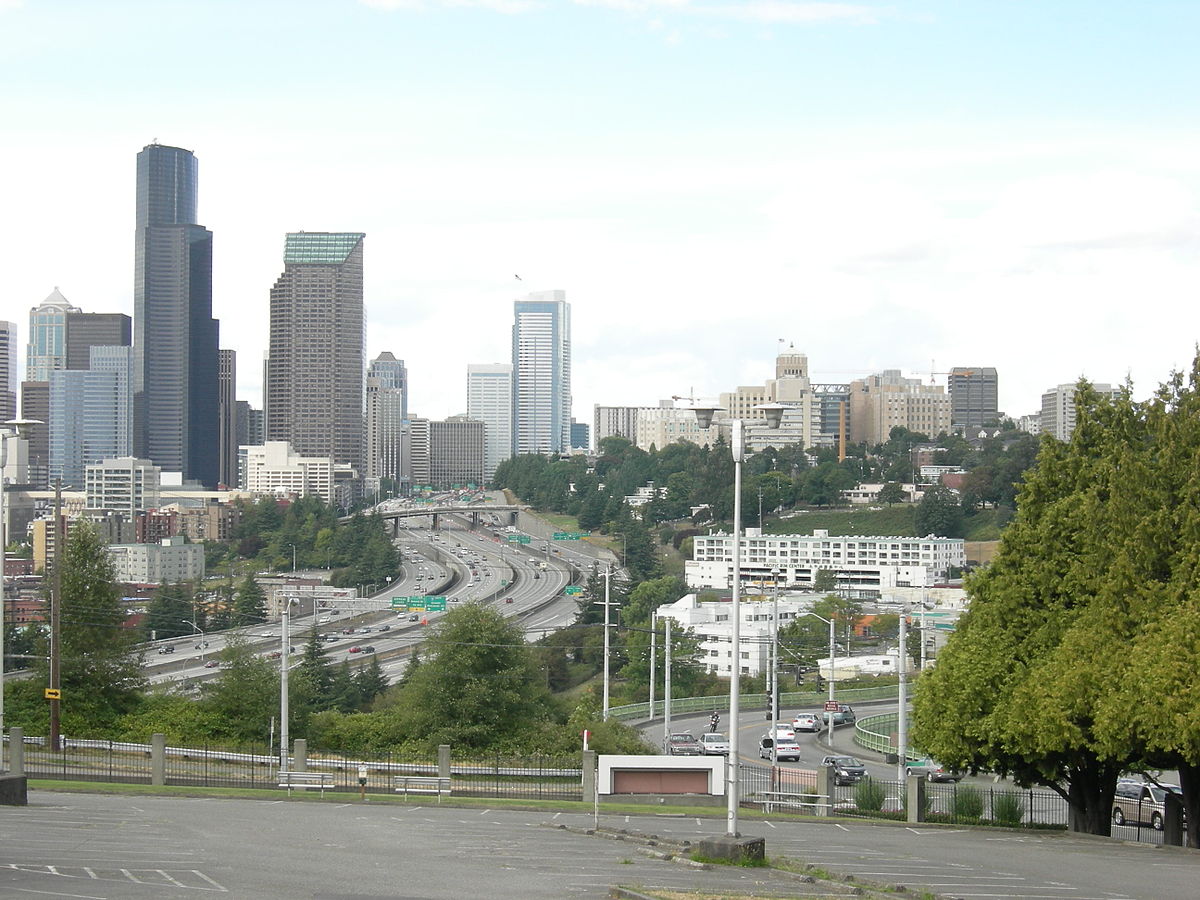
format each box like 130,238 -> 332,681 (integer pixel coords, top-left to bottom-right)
686,528 -> 965,596
467,363 -> 513,481
1040,382 -> 1120,442
85,457 -> 161,515
240,441 -> 334,503
655,592 -> 824,678
107,534 -> 205,585
849,370 -> 952,445
634,403 -> 721,452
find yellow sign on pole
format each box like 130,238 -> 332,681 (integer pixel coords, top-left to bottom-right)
44,688 -> 61,700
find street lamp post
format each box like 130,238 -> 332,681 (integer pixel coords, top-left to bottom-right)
691,401 -> 784,839
181,620 -> 208,662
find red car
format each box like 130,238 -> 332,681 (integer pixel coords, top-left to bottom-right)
348,646 -> 362,653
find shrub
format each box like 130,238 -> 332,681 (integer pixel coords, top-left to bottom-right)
992,791 -> 1024,826
952,784 -> 984,820
854,777 -> 887,811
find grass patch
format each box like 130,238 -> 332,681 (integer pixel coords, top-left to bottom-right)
688,852 -> 768,868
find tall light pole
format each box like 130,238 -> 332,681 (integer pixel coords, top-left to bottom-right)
181,620 -> 207,662
897,608 -> 908,785
690,401 -> 784,838
279,596 -> 295,771
596,567 -> 617,720
801,611 -> 837,739
0,420 -> 37,767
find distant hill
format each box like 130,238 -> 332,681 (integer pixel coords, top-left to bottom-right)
768,505 -> 1010,541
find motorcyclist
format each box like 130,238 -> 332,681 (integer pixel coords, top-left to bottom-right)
709,712 -> 720,733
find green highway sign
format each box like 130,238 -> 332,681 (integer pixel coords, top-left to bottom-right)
425,596 -> 447,611
390,597 -> 406,608
507,534 -> 532,544
552,531 -> 585,540
564,586 -> 583,595
407,596 -> 427,611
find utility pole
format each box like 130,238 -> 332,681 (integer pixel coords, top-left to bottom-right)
280,597 -> 292,771
49,478 -> 63,751
896,608 -> 908,785
649,610 -> 656,719
595,567 -> 619,720
663,615 -> 672,751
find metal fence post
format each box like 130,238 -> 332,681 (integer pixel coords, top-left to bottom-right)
151,733 -> 166,786
294,739 -> 307,772
438,744 -> 450,779
8,728 -> 22,777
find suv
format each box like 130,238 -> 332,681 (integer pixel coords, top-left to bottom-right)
822,704 -> 856,726
821,755 -> 867,785
667,732 -> 703,756
1112,780 -> 1181,830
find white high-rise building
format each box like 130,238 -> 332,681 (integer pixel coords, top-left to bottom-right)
467,363 -> 513,481
512,291 -> 571,456
1040,382 -> 1119,442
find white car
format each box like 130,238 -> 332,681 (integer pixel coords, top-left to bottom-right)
699,733 -> 730,755
792,713 -> 822,733
759,733 -> 802,762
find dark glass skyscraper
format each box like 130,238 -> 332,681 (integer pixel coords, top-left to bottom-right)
133,143 -> 219,487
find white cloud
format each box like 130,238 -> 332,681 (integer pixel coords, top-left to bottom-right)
360,0 -> 542,12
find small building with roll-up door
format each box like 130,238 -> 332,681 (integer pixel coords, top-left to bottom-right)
598,755 -> 724,798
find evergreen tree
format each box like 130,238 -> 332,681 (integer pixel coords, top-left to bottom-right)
354,655 -> 389,707
231,575 -> 267,626
142,582 -> 195,641
50,521 -> 145,732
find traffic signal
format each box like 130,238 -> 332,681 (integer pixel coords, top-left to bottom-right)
765,686 -> 774,719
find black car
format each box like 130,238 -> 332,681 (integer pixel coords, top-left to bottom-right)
821,755 -> 867,785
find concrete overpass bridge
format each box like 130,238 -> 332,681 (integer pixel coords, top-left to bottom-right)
351,503 -> 527,534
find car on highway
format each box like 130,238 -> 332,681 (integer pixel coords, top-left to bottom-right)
1112,780 -> 1182,830
409,613 -> 420,621
157,645 -> 175,654
759,733 -> 802,762
792,713 -> 821,732
904,757 -> 963,782
699,733 -> 730,755
822,704 -> 856,726
358,646 -> 376,654
667,732 -> 703,756
348,646 -> 362,653
820,755 -> 867,785
203,660 -> 219,668
378,624 -> 391,631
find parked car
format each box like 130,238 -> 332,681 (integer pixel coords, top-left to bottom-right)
792,713 -> 822,733
822,704 -> 856,726
759,733 -> 802,762
904,757 -> 963,782
667,732 -> 703,756
820,755 -> 867,785
1113,780 -> 1182,830
699,733 -> 730,756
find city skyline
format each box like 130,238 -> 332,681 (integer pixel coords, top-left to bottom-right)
3,2 -> 1199,426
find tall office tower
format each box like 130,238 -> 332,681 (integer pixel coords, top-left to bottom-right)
848,370 -> 952,445
811,383 -> 851,450
1040,382 -> 1120,442
570,420 -> 590,451
65,312 -> 131,369
49,346 -> 134,488
430,416 -> 485,488
133,143 -> 220,487
511,291 -> 571,456
466,363 -> 513,482
235,400 -> 263,447
594,405 -> 639,447
218,349 -> 238,489
366,352 -> 407,487
0,321 -> 16,421
407,417 -> 431,487
19,381 -> 49,486
948,367 -> 999,433
265,232 -> 366,474
27,288 -> 80,381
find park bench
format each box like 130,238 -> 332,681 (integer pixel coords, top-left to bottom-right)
279,771 -> 334,796
395,775 -> 451,802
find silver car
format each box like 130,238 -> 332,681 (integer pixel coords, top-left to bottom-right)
699,732 -> 730,756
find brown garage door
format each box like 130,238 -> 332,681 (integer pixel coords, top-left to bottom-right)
612,769 -> 710,794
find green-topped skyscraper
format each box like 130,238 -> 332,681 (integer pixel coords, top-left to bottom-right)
265,232 -> 366,476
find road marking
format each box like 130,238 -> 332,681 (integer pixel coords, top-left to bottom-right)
11,889 -> 107,899
834,823 -> 850,831
763,820 -> 776,828
480,809 -> 492,815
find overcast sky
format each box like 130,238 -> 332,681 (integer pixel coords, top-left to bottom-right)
3,0 -> 1199,428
